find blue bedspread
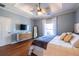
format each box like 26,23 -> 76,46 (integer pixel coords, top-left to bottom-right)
32,35 -> 55,49
37,35 -> 55,42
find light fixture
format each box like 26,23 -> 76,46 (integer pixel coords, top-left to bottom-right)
37,3 -> 41,12
37,3 -> 43,15
36,3 -> 47,15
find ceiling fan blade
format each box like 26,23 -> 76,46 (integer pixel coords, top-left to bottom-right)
30,8 -> 38,15
45,7 -> 50,12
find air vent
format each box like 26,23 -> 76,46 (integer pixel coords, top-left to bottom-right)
0,3 -> 5,7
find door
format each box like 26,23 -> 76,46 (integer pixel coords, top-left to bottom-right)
0,17 -> 11,46
0,22 -> 4,46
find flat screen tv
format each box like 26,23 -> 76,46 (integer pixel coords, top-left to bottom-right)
20,24 -> 27,30
16,24 -> 27,30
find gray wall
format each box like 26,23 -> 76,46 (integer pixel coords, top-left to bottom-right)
0,8 -> 32,33
0,8 -> 32,43
76,8 -> 79,23
57,12 -> 75,34
32,19 -> 43,36
32,12 -> 75,36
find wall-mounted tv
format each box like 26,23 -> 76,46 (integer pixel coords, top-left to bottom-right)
20,24 -> 27,30
16,24 -> 27,30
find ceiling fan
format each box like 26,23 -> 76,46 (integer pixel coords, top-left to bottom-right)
37,3 -> 41,12
31,3 -> 50,15
37,3 -> 49,15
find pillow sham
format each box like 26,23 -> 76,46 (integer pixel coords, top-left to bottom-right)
73,40 -> 79,48
70,33 -> 79,48
67,32 -> 72,35
59,33 -> 67,40
64,34 -> 73,42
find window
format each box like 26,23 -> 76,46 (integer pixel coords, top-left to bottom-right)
43,17 -> 56,36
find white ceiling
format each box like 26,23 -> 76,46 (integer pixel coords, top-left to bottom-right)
1,3 -> 79,18
14,3 -> 63,16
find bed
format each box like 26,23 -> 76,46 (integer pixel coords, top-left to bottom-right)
32,33 -> 79,56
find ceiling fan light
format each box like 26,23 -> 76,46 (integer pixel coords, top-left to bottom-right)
42,9 -> 46,13
37,11 -> 43,15
37,7 -> 41,12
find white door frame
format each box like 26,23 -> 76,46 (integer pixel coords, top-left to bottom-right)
0,16 -> 11,46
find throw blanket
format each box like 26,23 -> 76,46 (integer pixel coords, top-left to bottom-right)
32,35 -> 55,49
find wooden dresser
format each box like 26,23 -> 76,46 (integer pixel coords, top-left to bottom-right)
0,33 -> 33,56
18,33 -> 32,40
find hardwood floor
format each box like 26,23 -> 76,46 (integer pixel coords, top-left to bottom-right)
31,53 -> 37,56
0,39 -> 33,56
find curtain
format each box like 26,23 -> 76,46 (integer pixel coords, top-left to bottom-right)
42,17 -> 56,36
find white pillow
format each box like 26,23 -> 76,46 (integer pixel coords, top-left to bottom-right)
70,33 -> 79,48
